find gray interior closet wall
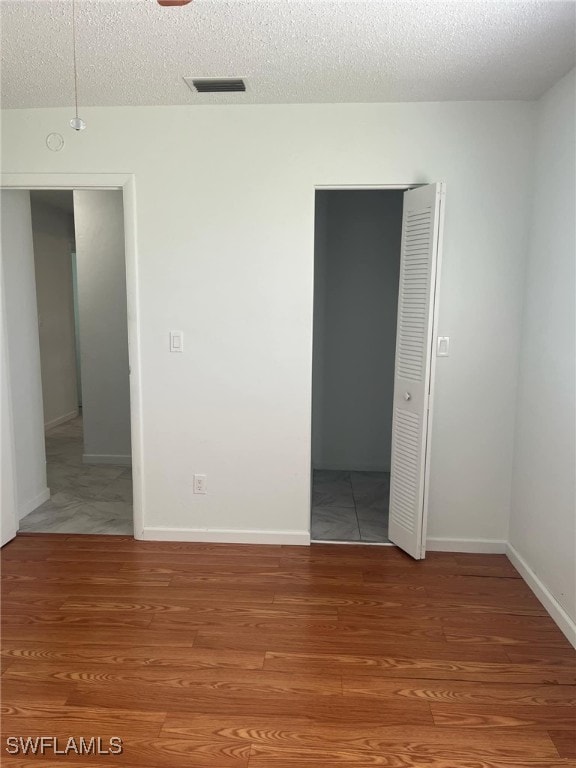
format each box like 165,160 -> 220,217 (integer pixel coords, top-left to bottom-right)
74,190 -> 131,464
312,190 -> 403,471
30,192 -> 78,429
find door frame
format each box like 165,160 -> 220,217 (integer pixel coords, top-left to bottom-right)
1,173 -> 143,539
310,182 -> 438,549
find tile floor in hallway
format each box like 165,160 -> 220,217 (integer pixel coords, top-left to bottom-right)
311,469 -> 390,543
19,415 -> 133,535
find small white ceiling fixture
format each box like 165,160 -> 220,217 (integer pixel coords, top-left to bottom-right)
1,1 -> 575,108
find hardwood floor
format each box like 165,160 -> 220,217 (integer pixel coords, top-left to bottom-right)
1,533 -> 575,766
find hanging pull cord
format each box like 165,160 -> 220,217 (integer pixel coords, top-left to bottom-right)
70,0 -> 85,130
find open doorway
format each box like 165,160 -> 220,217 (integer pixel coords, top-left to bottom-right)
311,190 -> 402,543
3,189 -> 133,536
311,184 -> 445,558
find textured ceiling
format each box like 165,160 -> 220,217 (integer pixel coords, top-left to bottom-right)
1,0 -> 575,108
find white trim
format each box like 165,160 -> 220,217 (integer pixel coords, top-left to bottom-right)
315,184 -> 422,191
19,487 -> 50,520
1,173 -> 133,190
83,453 -> 132,467
1,173 -> 142,541
143,527 -> 310,546
506,543 -> 576,649
426,537 -> 507,554
420,183 -> 446,558
312,539 -> 394,546
44,409 -> 78,431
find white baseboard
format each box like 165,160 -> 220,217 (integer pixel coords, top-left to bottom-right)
83,454 -> 132,467
426,537 -> 507,554
506,543 -> 576,649
312,539 -> 394,546
44,409 -> 79,432
142,527 -> 311,545
19,487 -> 50,520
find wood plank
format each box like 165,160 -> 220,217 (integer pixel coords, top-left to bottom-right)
8,584 -> 275,603
441,613 -> 560,631
148,611 -> 441,633
341,676 -> 576,706
281,545 -> 454,564
264,651 -> 576,684
1,611 -> 152,629
506,649 -> 576,663
444,627 -> 573,648
1,560 -> 131,576
424,576 -> 540,599
194,631 -> 512,661
149,615 -> 445,639
1,596 -> 68,612
0,678 -> 75,706
431,703 -> 576,730
1,626 -> 197,647
66,685 -> 432,725
4,666 -> 343,697
162,714 -> 561,760
0,704 -> 165,736
3,761 -> 146,768
59,600 -> 338,619
275,592 -> 547,614
362,564 -> 522,582
168,571 -> 365,587
3,575 -> 172,588
1,643 -> 264,670
247,744 -> 573,766
10,534 -> 282,556
44,551 -> 282,567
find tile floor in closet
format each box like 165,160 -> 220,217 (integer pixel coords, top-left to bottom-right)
311,469 -> 390,542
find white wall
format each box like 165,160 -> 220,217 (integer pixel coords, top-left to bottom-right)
509,69 -> 576,634
0,101 -> 535,544
30,193 -> 78,429
0,190 -> 49,519
74,190 -> 131,464
312,190 -> 402,471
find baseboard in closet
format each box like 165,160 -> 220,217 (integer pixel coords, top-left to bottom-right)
44,409 -> 78,432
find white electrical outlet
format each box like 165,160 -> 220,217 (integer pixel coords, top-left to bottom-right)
193,474 -> 207,494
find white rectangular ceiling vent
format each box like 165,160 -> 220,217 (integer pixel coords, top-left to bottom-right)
184,77 -> 246,94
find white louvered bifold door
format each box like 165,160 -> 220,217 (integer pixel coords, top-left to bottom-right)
388,183 -> 445,560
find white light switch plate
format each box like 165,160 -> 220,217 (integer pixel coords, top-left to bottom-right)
169,330 -> 184,352
437,336 -> 450,356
